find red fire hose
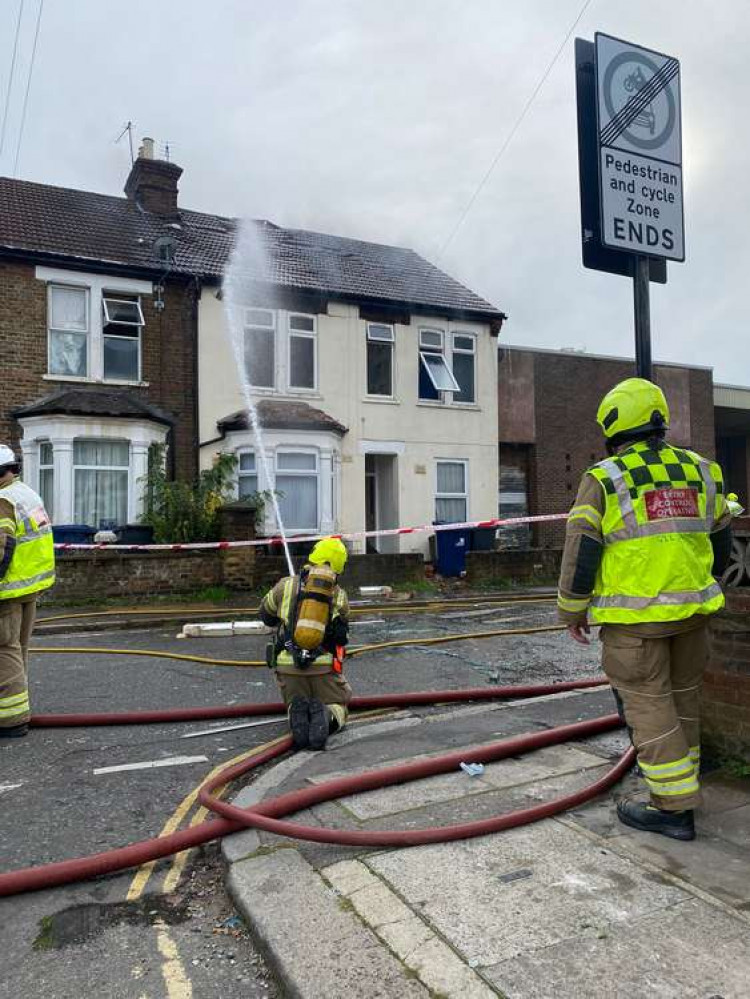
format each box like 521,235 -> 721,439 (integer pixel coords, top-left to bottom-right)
0,679 -> 631,898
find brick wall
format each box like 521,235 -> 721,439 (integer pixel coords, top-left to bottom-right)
466,548 -> 561,585
500,350 -> 717,548
703,589 -> 750,758
43,547 -> 425,603
0,259 -> 198,482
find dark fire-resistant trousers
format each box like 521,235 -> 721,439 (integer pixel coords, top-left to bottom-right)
275,668 -> 353,731
601,623 -> 708,811
0,598 -> 37,729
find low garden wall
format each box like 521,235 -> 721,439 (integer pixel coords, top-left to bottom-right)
465,548 -> 562,585
704,588 -> 750,759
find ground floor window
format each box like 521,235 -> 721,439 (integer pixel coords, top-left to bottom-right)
73,440 -> 129,528
38,442 -> 54,519
435,459 -> 468,523
276,451 -> 318,531
238,451 -> 258,498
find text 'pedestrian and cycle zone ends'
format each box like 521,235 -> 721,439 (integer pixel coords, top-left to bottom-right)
595,32 -> 684,261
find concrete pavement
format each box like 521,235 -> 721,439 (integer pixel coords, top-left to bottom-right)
223,688 -> 750,999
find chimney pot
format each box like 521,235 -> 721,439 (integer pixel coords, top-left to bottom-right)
139,136 -> 155,160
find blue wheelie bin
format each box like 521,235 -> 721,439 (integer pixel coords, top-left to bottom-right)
433,524 -> 471,577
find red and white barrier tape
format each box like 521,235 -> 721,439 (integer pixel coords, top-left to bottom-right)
53,513 -> 568,553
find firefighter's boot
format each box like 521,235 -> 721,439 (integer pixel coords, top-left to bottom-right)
617,799 -> 695,841
308,698 -> 331,751
288,696 -> 311,751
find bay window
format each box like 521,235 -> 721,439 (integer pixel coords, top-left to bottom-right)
435,460 -> 468,523
73,440 -> 129,529
238,451 -> 258,498
276,451 -> 318,531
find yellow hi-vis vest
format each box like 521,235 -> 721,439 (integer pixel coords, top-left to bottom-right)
587,441 -> 725,625
0,480 -> 55,600
274,573 -> 347,670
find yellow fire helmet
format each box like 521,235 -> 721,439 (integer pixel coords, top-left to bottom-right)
596,378 -> 670,441
308,536 -> 348,574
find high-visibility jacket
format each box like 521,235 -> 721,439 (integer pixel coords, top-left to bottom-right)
0,480 -> 55,600
587,441 -> 725,625
265,573 -> 348,672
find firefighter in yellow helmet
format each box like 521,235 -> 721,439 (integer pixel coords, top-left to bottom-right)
0,444 -> 55,738
260,537 -> 351,751
557,379 -> 732,840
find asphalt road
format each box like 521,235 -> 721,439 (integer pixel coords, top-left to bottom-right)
0,597 -> 601,998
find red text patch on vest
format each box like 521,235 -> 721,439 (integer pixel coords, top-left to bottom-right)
645,488 -> 700,520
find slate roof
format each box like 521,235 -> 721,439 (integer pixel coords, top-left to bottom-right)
218,400 -> 347,437
11,389 -> 174,426
0,176 -> 504,321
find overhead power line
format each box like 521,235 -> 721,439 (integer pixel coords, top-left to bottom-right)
435,0 -> 594,262
13,0 -> 44,177
0,0 -> 25,164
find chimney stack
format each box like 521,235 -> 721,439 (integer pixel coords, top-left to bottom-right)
124,136 -> 182,217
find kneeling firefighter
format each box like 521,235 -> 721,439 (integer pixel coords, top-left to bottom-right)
557,379 -> 733,841
260,537 -> 352,751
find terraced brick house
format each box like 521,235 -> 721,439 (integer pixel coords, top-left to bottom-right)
1,142 -> 506,551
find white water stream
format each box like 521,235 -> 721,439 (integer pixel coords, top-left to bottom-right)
223,220 -> 294,576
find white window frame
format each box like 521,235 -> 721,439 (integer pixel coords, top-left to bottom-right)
287,313 -> 318,392
38,267 -> 152,386
102,294 -> 144,383
72,438 -> 131,528
237,449 -> 259,499
38,441 -> 54,519
435,459 -> 469,523
47,284 -> 90,379
274,448 -> 320,534
243,308 -> 276,391
418,327 -> 459,399
366,323 -> 395,398
450,331 -> 477,404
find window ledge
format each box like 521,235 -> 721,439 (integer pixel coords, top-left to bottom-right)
43,374 -> 149,388
416,400 -> 480,411
362,396 -> 401,405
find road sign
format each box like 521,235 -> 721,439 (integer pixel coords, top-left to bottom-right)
595,32 -> 684,261
575,38 -> 666,283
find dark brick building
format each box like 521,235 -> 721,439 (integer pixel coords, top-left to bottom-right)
498,346 -> 717,548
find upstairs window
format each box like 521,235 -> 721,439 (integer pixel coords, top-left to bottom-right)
48,285 -> 89,377
288,314 -> 316,390
238,451 -> 258,498
244,309 -> 275,388
418,329 -> 459,401
366,323 -> 394,397
102,295 -> 144,381
451,333 -> 476,403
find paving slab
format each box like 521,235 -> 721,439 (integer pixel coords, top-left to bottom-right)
483,897 -> 750,999
366,821 -> 688,967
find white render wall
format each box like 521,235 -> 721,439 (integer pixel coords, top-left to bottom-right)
198,292 -> 498,556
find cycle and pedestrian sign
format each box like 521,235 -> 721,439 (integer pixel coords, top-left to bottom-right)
595,32 -> 684,261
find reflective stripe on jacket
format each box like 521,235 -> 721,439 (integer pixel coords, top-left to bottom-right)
0,481 -> 55,600
587,442 -> 725,625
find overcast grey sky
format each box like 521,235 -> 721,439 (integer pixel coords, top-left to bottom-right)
2,0 -> 747,382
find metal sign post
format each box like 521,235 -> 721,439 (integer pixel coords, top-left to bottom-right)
576,33 -> 684,379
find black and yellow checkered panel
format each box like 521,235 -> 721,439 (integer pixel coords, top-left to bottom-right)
610,446 -> 712,499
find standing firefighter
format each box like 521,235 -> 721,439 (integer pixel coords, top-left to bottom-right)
0,445 -> 55,738
260,537 -> 351,751
558,379 -> 732,841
